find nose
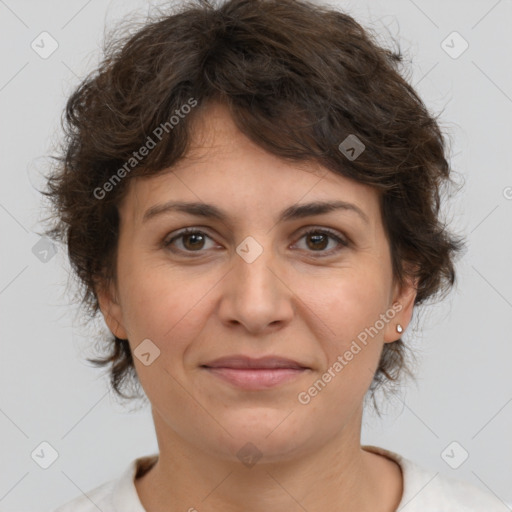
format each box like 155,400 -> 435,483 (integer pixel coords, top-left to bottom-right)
217,242 -> 295,335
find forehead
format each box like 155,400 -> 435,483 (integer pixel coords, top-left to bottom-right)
120,102 -> 381,226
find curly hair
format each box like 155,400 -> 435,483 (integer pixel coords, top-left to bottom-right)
43,0 -> 464,406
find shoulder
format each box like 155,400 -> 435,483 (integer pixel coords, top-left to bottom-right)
362,445 -> 506,511
52,454 -> 158,512
52,479 -> 117,512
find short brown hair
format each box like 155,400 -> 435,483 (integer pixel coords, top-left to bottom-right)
43,0 -> 464,406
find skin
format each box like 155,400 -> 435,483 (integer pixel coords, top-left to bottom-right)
97,102 -> 417,512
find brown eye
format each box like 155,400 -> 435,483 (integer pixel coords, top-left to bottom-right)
306,232 -> 329,251
164,229 -> 216,253
294,228 -> 348,256
182,232 -> 206,250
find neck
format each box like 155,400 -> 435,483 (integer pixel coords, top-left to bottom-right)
135,407 -> 402,512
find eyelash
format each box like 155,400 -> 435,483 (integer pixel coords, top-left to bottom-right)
163,226 -> 349,257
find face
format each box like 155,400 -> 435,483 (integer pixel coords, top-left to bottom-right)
97,102 -> 416,463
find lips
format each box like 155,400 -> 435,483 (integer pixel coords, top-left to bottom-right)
201,355 -> 310,390
201,355 -> 309,370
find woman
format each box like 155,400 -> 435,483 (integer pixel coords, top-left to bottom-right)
45,0 -> 502,510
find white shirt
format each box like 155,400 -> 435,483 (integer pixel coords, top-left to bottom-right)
52,445 -> 506,511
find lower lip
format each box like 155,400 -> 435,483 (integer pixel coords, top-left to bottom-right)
203,367 -> 308,389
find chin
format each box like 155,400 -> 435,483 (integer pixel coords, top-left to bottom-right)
200,412 -> 311,464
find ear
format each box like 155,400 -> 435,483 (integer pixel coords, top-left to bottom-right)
383,274 -> 418,343
95,277 -> 129,340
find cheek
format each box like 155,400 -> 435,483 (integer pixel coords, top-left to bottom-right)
118,260 -> 215,354
304,268 -> 390,343
295,267 -> 391,394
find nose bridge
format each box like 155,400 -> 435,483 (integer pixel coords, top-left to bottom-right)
219,234 -> 293,332
234,234 -> 278,300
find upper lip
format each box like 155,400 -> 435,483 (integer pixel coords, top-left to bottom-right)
202,355 -> 309,369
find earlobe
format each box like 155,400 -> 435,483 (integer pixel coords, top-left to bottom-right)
95,279 -> 128,340
383,276 -> 418,343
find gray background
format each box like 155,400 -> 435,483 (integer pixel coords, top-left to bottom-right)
1,0 -> 511,510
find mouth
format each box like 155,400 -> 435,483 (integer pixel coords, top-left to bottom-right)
200,355 -> 310,390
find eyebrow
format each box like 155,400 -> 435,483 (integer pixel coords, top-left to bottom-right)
142,200 -> 369,225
